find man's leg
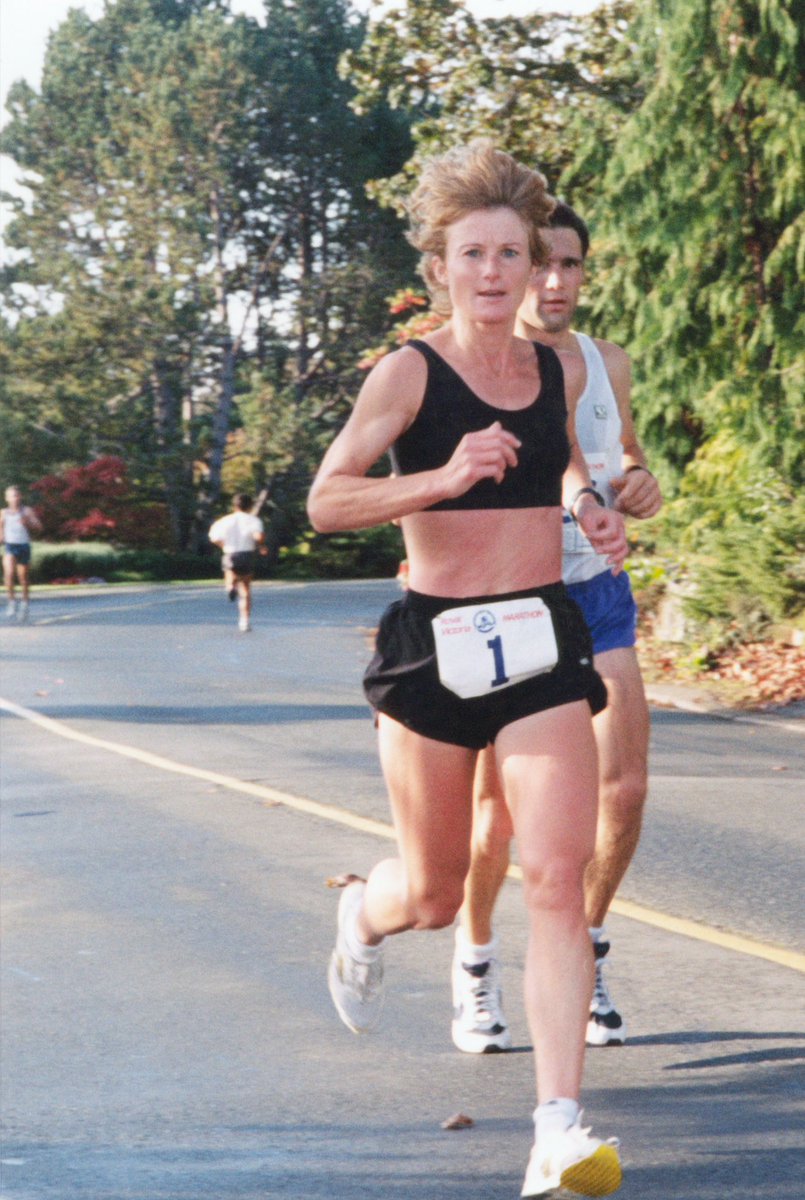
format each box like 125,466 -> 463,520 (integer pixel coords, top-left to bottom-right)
223,568 -> 237,601
452,745 -> 514,1052
237,576 -> 252,630
16,562 -> 31,620
4,553 -> 16,613
463,746 -> 513,944
585,645 -> 649,1045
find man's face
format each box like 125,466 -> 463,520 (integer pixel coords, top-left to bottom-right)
520,226 -> 585,333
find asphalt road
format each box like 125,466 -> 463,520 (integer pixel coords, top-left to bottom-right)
1,581 -> 803,1200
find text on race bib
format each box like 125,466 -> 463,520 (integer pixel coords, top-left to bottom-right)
432,597 -> 558,700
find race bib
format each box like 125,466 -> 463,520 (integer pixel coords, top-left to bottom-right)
432,597 -> 558,700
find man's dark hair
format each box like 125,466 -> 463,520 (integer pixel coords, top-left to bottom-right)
233,493 -> 252,512
549,201 -> 590,259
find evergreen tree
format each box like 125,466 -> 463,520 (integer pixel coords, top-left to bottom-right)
344,0 -> 640,199
584,0 -> 804,627
0,0 -> 414,549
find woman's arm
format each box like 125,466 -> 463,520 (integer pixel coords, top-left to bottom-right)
308,347 -> 521,533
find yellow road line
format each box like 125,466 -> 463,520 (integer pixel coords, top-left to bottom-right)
3,696 -> 803,975
506,863 -> 804,973
0,697 -> 393,840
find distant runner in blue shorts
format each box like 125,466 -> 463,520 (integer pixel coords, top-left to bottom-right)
450,202 -> 664,1062
1,486 -> 42,624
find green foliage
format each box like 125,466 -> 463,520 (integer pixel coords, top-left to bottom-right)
344,0 -> 640,201
654,435 -> 805,629
30,541 -> 214,583
585,0 -> 805,489
278,523 -> 404,579
1,0 -> 416,551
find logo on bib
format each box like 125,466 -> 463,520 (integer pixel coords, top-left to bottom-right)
473,609 -> 496,635
594,404 -> 607,419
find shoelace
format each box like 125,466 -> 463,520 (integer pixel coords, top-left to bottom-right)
592,957 -> 614,1010
463,963 -> 500,1021
343,952 -> 383,1001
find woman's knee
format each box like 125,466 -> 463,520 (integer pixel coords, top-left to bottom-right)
520,856 -> 588,915
408,878 -> 465,930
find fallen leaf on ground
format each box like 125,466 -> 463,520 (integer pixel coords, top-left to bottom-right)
441,1113 -> 474,1130
325,873 -> 367,889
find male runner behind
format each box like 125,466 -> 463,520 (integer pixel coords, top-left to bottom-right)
209,493 -> 268,632
451,202 -> 663,1054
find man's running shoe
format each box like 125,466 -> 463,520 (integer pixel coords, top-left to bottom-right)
451,931 -> 512,1053
521,1115 -> 621,1198
228,586 -> 238,602
238,616 -> 251,632
4,600 -> 16,618
587,937 -> 626,1047
327,881 -> 384,1033
17,601 -> 29,624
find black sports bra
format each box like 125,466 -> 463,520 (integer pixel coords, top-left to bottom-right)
389,339 -> 570,510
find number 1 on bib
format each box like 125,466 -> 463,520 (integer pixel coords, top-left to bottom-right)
487,635 -> 510,688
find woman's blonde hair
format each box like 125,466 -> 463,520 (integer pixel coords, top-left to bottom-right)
406,140 -> 554,314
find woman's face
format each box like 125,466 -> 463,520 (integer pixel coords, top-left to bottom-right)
433,207 -> 534,325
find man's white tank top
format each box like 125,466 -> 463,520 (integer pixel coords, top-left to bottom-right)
2,508 -> 31,545
562,332 -> 623,585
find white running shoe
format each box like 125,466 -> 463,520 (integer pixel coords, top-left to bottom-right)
451,932 -> 512,1053
327,881 -> 384,1034
17,601 -> 29,624
587,937 -> 626,1047
238,616 -> 251,632
5,600 -> 16,618
521,1115 -> 622,1198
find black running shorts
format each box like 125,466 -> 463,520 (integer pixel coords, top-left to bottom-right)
223,550 -> 255,575
363,582 -> 607,749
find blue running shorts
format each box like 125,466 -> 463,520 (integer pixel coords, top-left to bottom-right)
3,543 -> 31,566
566,569 -> 638,656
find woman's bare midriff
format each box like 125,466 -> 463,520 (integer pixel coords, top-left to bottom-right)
401,507 -> 564,598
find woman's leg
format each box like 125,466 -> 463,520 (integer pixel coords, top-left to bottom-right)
356,714 -> 478,944
327,714 -> 477,1034
495,700 -> 598,1103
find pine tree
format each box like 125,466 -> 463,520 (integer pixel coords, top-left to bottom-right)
585,0 -> 805,626
0,0 -> 414,550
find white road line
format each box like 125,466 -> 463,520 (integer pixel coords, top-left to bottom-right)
2,695 -> 803,975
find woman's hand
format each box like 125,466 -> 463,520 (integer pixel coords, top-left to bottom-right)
575,501 -> 628,574
439,421 -> 521,499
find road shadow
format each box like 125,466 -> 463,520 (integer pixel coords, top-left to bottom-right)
32,702 -> 370,725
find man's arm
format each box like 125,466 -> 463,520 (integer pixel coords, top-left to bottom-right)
22,507 -> 43,536
560,351 -> 628,572
253,520 -> 269,556
597,340 -> 663,520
